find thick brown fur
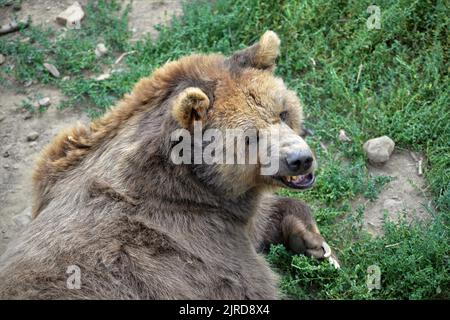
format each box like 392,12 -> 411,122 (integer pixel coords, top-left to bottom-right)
0,31 -> 331,299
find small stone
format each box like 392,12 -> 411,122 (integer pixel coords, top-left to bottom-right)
12,164 -> 19,170
62,76 -> 70,81
95,43 -> 108,58
23,113 -> 32,120
3,150 -> 9,158
23,79 -> 33,87
56,2 -> 85,28
43,63 -> 60,78
339,129 -> 351,142
26,131 -> 39,142
0,54 -> 5,65
95,73 -> 111,81
363,136 -> 395,163
3,164 -> 9,169
29,141 -> 38,148
38,97 -> 51,107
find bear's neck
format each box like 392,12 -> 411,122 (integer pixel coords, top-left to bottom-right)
123,155 -> 263,224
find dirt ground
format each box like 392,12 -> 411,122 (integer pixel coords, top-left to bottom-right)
0,0 -> 183,37
359,150 -> 431,236
129,0 -> 183,40
0,86 -> 90,253
0,0 -> 432,255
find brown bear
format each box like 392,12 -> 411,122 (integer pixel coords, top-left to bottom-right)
0,31 -> 337,299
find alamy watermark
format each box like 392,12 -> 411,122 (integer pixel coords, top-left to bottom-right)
366,5 -> 381,30
170,121 -> 282,175
366,264 -> 381,291
66,265 -> 81,290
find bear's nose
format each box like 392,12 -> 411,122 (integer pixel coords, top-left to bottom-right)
286,150 -> 314,173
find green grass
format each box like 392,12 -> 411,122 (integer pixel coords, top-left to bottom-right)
268,214 -> 449,299
0,0 -> 448,299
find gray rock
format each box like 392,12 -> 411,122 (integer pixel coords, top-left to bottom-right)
56,2 -> 85,28
38,97 -> 51,108
363,136 -> 395,163
0,54 -> 5,65
26,131 -> 39,141
95,43 -> 108,58
43,63 -> 60,78
95,73 -> 111,81
3,150 -> 9,158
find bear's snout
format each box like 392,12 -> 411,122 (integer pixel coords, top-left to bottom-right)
285,149 -> 314,174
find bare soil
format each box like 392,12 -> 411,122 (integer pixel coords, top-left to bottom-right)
359,150 -> 432,236
129,0 -> 183,41
0,86 -> 89,254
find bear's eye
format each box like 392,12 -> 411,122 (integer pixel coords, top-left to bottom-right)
279,111 -> 288,122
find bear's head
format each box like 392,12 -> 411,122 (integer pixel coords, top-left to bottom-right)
157,31 -> 316,196
31,32 -> 317,218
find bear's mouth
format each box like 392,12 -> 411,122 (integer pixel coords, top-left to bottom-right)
277,173 -> 315,190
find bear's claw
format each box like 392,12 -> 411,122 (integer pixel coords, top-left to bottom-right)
328,256 -> 341,269
322,241 -> 332,258
322,241 -> 341,269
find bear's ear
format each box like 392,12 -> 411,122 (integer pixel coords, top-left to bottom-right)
171,87 -> 210,128
228,31 -> 281,72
